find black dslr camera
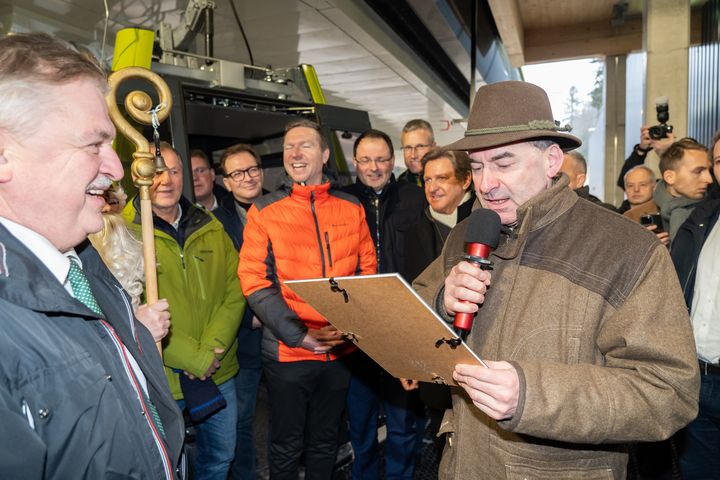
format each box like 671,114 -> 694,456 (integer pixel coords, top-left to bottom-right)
648,97 -> 673,140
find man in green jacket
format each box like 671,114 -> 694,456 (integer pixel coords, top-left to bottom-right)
123,142 -> 245,480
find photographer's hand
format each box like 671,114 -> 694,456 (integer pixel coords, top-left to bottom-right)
651,132 -> 675,157
639,126 -> 652,151
646,224 -> 670,247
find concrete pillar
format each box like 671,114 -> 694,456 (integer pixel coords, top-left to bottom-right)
644,0 -> 690,139
605,55 -> 627,206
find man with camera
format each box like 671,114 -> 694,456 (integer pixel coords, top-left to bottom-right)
654,138 -> 713,243
617,100 -> 676,190
618,166 -> 669,246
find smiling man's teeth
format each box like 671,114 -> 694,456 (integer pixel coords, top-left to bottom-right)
86,189 -> 104,196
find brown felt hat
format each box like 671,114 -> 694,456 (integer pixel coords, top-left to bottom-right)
445,81 -> 581,152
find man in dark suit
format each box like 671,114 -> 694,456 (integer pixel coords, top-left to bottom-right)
342,129 -> 426,480
401,148 -> 475,283
0,33 -> 185,478
215,144 -> 267,480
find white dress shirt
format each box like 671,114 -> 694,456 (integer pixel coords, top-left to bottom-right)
691,214 -> 720,364
0,217 -> 74,294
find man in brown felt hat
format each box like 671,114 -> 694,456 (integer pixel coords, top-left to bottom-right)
413,81 -> 699,479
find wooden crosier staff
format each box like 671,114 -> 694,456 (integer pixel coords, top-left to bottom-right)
106,67 -> 173,354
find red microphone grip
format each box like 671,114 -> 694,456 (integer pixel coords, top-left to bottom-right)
453,242 -> 492,332
467,243 -> 491,259
454,310 -> 475,331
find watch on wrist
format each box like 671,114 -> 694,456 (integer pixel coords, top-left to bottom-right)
636,144 -> 652,155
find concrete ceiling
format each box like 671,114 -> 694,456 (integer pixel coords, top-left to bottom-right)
487,0 -> 704,66
2,0 -> 703,151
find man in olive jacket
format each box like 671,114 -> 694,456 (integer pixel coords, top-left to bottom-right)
123,143 -> 245,480
413,81 -> 699,479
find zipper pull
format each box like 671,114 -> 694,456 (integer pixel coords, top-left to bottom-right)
21,399 -> 36,430
324,232 -> 333,268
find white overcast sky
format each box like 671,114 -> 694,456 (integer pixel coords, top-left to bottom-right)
521,58 -> 601,123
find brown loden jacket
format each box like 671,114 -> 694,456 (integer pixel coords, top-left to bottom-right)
413,176 -> 699,480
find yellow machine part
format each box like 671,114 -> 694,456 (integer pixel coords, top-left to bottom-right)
301,64 -> 327,105
112,28 -> 155,71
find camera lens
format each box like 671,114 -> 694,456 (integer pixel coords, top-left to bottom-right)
648,126 -> 665,140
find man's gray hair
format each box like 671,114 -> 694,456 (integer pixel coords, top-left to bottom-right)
529,139 -> 558,152
0,33 -> 107,138
565,150 -> 587,174
623,165 -> 656,187
159,140 -> 183,166
402,119 -> 435,143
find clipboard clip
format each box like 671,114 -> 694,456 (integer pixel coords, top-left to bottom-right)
343,331 -> 361,343
430,374 -> 446,384
435,337 -> 463,349
329,278 -> 349,303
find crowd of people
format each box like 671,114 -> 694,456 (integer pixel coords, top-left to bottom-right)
1,32 -> 719,480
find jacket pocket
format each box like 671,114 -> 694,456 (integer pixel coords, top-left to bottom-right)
22,352 -> 143,477
505,463 -> 614,480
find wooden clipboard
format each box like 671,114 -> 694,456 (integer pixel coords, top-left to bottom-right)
284,273 -> 485,386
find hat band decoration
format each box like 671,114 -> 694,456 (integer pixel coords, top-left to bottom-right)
465,120 -> 573,137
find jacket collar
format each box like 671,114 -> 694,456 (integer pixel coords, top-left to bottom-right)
127,195 -> 212,244
654,179 -> 706,221
352,174 -> 398,200
675,197 -> 720,240
574,185 -> 590,199
494,175 -> 577,260
289,179 -> 332,200
0,224 -> 106,317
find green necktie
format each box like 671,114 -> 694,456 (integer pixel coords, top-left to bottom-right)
146,397 -> 166,438
67,259 -> 104,316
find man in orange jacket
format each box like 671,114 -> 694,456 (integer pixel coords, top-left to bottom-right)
239,119 -> 376,479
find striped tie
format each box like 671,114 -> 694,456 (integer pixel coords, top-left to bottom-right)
67,259 -> 104,316
146,397 -> 166,438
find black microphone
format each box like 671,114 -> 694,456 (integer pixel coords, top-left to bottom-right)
453,208 -> 502,341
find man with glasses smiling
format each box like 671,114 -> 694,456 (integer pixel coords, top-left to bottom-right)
213,144 -> 267,480
342,129 -> 426,480
222,148 -> 264,216
398,119 -> 437,188
211,144 -> 267,251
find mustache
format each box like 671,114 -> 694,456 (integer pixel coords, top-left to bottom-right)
87,176 -> 113,191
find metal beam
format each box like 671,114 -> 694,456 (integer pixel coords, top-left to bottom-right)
524,17 -> 643,64
487,0 -> 525,67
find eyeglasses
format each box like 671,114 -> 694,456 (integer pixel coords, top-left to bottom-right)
227,166 -> 261,182
192,166 -> 212,176
401,144 -> 432,154
355,157 -> 393,165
